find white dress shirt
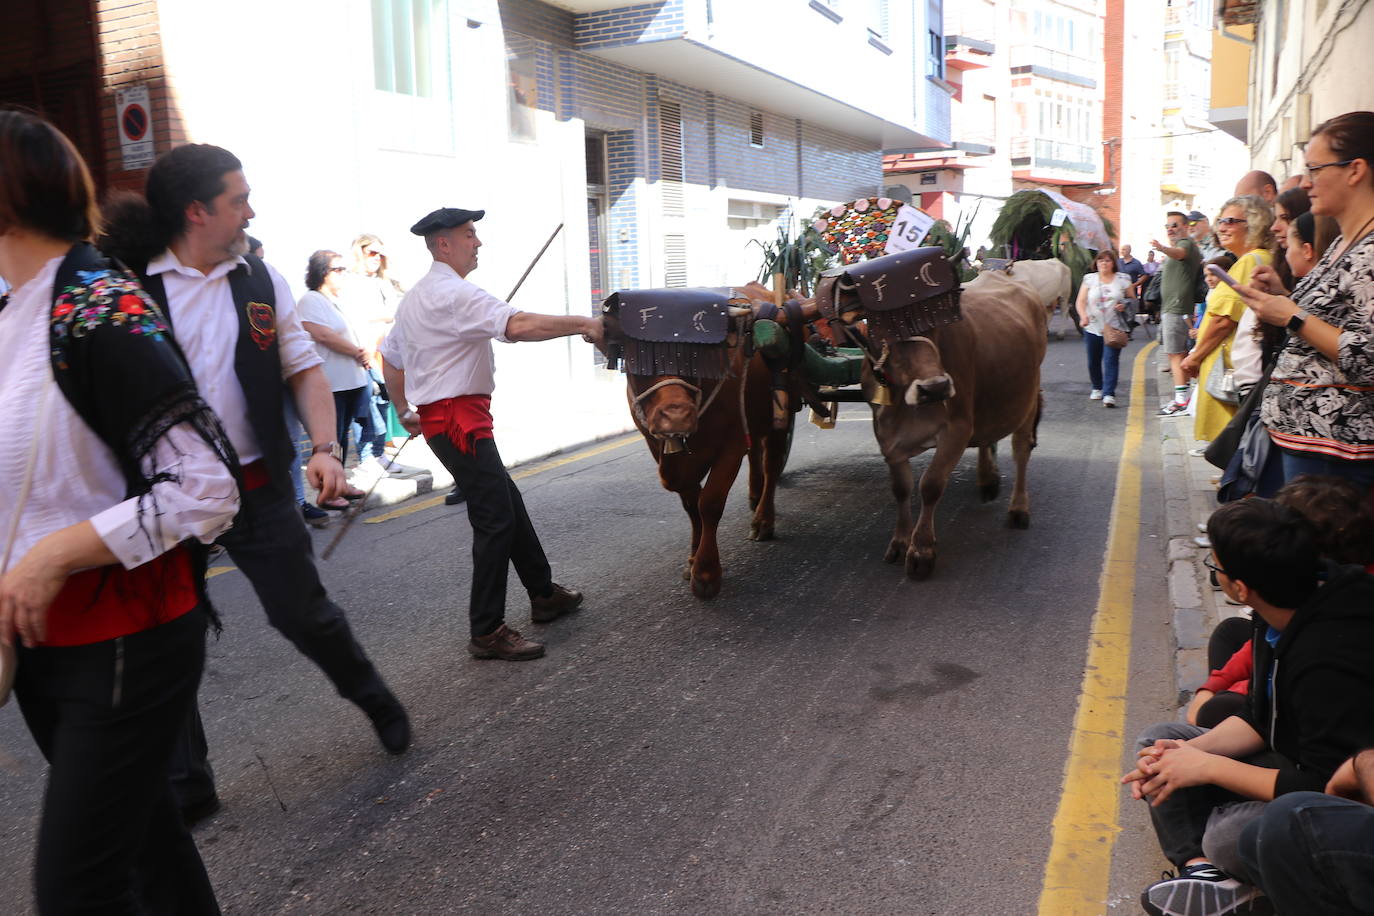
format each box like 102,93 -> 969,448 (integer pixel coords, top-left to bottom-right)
146,250 -> 320,463
0,255 -> 239,571
379,261 -> 518,407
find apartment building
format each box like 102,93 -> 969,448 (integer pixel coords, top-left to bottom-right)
1214,0 -> 1373,179
3,0 -> 948,460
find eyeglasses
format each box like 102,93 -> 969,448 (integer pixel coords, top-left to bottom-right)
1166,222 -> 1184,230
1305,158 -> 1355,178
328,265 -> 348,273
1202,554 -> 1226,587
1216,217 -> 1248,227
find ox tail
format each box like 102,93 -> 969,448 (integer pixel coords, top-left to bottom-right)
1031,390 -> 1044,449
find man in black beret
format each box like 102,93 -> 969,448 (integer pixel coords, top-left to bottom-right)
380,208 -> 603,660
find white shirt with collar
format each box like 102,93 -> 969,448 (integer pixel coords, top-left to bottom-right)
380,261 -> 518,408
146,250 -> 320,463
0,254 -> 239,571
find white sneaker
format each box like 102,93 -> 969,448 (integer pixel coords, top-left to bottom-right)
377,455 -> 424,478
350,456 -> 387,486
1102,395 -> 1117,408
1089,389 -> 1103,400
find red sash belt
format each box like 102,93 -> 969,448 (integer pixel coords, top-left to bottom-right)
240,459 -> 270,491
42,545 -> 199,647
417,396 -> 494,455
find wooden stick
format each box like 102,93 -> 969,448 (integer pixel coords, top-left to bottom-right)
320,433 -> 416,561
506,223 -> 564,302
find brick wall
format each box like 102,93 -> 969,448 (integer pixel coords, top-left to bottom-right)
656,79 -> 710,186
95,0 -> 183,192
605,130 -> 641,289
1100,0 -> 1124,240
715,97 -> 799,197
799,122 -> 882,201
573,1 -> 685,51
498,0 -> 574,47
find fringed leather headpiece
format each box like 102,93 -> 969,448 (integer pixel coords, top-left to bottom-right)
602,288 -> 733,378
814,247 -> 962,344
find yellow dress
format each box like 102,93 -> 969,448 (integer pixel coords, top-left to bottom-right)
1194,248 -> 1272,442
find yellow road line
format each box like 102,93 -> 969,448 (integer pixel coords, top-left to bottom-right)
364,432 -> 642,524
1038,340 -> 1157,914
206,565 -> 236,579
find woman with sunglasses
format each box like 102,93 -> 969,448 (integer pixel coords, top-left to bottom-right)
1181,196 -> 1274,445
1238,111 -> 1374,489
0,110 -> 236,913
298,250 -> 373,508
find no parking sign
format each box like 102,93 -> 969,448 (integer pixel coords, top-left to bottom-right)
116,85 -> 155,170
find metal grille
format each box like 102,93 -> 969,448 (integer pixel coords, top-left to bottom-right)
659,99 -> 684,216
664,234 -> 687,288
749,111 -> 765,147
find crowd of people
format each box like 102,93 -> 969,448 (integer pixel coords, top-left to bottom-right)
1119,111 -> 1374,916
2,98 -> 1373,914
0,109 -> 597,913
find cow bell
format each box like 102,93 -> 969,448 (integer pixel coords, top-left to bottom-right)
662,436 -> 685,455
870,385 -> 894,407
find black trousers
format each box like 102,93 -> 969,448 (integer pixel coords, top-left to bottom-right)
15,610 -> 220,915
170,484 -> 395,806
426,434 -> 553,637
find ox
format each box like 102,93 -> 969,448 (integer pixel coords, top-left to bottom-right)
603,288 -> 794,599
1003,258 -> 1072,334
822,254 -> 1047,580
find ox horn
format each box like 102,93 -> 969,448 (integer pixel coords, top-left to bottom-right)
727,306 -> 753,318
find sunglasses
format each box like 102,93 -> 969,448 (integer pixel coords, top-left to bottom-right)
1217,217 -> 1247,227
328,265 -> 348,273
364,250 -> 383,258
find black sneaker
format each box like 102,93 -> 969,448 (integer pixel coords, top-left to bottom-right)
301,502 -> 330,527
445,486 -> 465,506
1141,863 -> 1273,916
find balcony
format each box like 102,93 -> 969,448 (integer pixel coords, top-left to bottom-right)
1009,45 -> 1098,88
1010,136 -> 1098,181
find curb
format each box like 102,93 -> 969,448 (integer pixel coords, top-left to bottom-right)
1154,357 -> 1247,709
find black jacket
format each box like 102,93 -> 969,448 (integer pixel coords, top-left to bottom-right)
1240,564 -> 1374,795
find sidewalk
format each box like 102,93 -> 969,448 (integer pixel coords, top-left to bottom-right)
1153,355 -> 1246,705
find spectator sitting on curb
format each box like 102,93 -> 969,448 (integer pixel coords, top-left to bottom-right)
1186,474 -> 1374,729
1235,748 -> 1374,914
1123,497 -> 1374,916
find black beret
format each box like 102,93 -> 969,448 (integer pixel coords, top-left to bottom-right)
409,207 -> 485,236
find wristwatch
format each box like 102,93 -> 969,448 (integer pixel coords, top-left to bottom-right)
1287,310 -> 1308,333
312,441 -> 344,462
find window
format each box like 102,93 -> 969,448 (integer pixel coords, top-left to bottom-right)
925,0 -> 944,79
372,0 -> 448,97
749,111 -> 765,148
659,99 -> 684,217
506,37 -> 537,141
867,0 -> 889,37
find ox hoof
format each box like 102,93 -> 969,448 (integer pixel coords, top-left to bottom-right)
979,482 -> 1000,503
905,551 -> 936,581
748,520 -> 775,542
883,539 -> 906,564
1007,510 -> 1031,530
691,576 -> 721,600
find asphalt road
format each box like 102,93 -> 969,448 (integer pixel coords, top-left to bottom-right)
0,332 -> 1181,914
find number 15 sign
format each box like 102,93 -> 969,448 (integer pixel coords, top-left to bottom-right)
885,204 -> 936,256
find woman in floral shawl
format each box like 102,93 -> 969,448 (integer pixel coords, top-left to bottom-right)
1238,111 -> 1374,489
0,110 -> 238,913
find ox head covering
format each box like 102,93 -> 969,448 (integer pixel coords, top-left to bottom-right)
600,288 -> 733,378
409,207 -> 485,236
814,247 -> 962,344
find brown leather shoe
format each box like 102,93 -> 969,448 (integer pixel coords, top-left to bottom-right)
469,624 -> 545,661
530,583 -> 583,623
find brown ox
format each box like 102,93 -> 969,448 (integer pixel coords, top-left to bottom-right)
611,286 -> 794,599
860,268 -> 1047,579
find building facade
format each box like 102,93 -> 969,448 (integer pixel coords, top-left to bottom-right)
1216,0 -> 1373,180
4,0 -> 948,463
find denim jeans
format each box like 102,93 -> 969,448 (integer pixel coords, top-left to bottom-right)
333,386 -> 381,462
1238,791 -> 1374,914
349,374 -> 389,461
283,396 -> 310,505
1083,330 -> 1121,397
1279,450 -> 1374,491
1134,721 -> 1282,876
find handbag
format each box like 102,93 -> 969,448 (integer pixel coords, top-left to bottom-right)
1216,408 -> 1277,502
1103,323 -> 1129,349
1205,346 -> 1240,405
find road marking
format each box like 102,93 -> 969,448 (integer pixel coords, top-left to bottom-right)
206,565 -> 236,579
364,432 -> 643,524
1038,340 -> 1157,914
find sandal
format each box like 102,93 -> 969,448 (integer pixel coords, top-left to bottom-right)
320,497 -> 351,511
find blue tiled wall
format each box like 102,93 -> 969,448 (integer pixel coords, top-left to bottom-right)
573,1 -> 686,50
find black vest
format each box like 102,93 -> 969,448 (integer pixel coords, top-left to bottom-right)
137,254 -> 295,497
